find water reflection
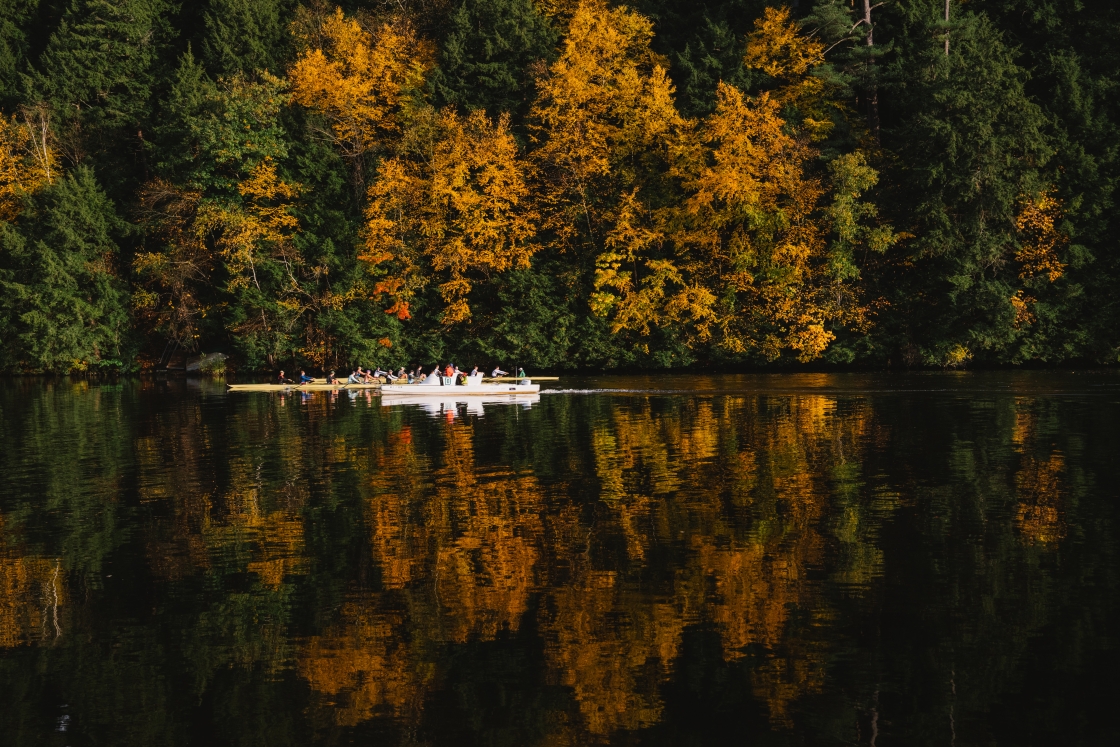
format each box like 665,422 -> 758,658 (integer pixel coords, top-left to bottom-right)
381,393 -> 541,418
0,375 -> 1117,744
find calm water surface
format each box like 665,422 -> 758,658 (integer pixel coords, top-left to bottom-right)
1,373 -> 1118,745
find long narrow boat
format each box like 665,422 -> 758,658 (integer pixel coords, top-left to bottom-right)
381,373 -> 547,396
227,382 -> 382,392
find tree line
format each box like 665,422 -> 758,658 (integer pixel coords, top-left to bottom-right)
0,0 -> 1116,373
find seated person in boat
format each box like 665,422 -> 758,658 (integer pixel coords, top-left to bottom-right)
347,368 -> 364,384
278,370 -> 294,384
518,367 -> 526,378
325,370 -> 339,384
491,366 -> 507,377
300,370 -> 314,384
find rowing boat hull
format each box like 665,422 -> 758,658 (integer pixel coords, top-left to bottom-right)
380,382 -> 539,396
227,383 -> 382,392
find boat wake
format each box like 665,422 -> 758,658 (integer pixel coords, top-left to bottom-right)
541,388 -> 697,395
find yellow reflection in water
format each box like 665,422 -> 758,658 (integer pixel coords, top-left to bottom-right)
0,517 -> 65,647
1012,406 -> 1066,546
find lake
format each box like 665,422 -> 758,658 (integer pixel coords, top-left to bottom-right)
1,373 -> 1118,745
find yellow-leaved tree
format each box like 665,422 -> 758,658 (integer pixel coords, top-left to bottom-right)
0,107 -> 58,221
203,159 -> 305,354
529,0 -> 692,346
741,6 -> 834,141
363,108 -> 536,325
289,6 -> 433,192
589,5 -> 892,361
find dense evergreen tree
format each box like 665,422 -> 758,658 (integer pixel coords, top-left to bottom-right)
0,0 -> 41,109
0,166 -> 130,371
428,0 -> 557,126
201,0 -> 294,76
878,5 -> 1052,365
31,0 -> 178,195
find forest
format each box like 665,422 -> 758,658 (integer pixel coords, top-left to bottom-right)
0,0 -> 1116,373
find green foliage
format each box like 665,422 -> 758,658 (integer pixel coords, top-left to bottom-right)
879,6 -> 1052,365
428,0 -> 558,126
0,0 -> 41,110
32,0 -> 176,135
154,50 -> 289,194
0,166 -> 131,372
201,0 -> 294,76
631,0 -> 768,117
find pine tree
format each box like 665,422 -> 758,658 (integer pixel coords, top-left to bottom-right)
31,0 -> 177,194
630,0 -> 767,118
427,0 -> 558,126
0,166 -> 131,371
0,0 -> 41,110
201,0 -> 293,76
880,6 -> 1052,366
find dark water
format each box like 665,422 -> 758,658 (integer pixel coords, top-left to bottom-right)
1,373 -> 1118,745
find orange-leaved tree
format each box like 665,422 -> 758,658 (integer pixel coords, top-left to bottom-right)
363,107 -> 536,325
595,6 -> 889,361
673,82 -> 835,360
289,6 -> 433,194
0,107 -> 58,221
742,6 -> 834,141
530,0 -> 690,343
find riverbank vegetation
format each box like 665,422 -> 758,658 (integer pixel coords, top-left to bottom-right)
0,0 -> 1115,372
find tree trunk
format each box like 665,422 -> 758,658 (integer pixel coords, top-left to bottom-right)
863,0 -> 880,141
945,0 -> 951,56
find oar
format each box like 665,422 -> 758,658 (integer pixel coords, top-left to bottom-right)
483,376 -> 560,382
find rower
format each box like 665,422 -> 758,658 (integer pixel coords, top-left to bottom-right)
347,368 -> 363,384
299,370 -> 313,384
278,370 -> 294,384
491,366 -> 507,377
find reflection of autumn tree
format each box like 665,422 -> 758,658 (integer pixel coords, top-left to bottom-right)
0,543 -> 65,647
299,603 -> 428,725
136,397 -> 310,588
575,394 -> 879,727
540,569 -> 683,735
1012,405 -> 1066,546
367,420 -> 544,641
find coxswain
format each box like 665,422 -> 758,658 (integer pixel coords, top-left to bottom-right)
518,367 -> 526,378
325,370 -> 339,384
